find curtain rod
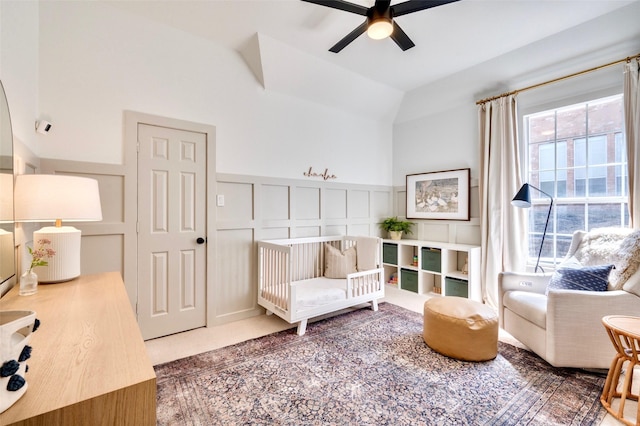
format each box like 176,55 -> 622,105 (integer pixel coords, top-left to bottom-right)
475,52 -> 640,105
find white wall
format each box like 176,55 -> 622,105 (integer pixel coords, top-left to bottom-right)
36,1 -> 392,186
393,1 -> 640,188
393,104 -> 478,184
0,0 -> 39,155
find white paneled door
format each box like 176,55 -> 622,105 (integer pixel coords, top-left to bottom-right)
137,124 -> 207,340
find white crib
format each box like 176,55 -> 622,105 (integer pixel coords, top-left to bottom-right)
258,235 -> 384,336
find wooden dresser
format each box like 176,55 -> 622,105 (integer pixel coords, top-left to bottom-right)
0,272 -> 156,425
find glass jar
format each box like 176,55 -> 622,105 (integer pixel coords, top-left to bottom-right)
19,270 -> 38,296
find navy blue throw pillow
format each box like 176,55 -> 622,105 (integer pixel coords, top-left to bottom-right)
547,264 -> 614,293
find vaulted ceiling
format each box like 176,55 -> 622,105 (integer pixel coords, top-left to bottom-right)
106,0 -> 640,120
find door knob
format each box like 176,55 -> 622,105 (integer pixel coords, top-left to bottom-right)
196,237 -> 207,244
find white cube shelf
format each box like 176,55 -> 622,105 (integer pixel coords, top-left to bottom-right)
382,239 -> 481,302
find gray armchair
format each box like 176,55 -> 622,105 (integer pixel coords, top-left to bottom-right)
498,228 -> 640,369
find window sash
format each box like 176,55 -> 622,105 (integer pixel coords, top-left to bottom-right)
522,93 -> 627,269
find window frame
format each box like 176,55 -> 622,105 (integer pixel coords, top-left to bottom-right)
516,72 -> 626,271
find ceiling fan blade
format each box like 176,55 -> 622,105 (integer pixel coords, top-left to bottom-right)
301,0 -> 369,16
329,21 -> 368,53
391,0 -> 460,17
390,22 -> 415,51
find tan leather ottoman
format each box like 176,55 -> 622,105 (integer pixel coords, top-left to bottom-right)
423,296 -> 498,361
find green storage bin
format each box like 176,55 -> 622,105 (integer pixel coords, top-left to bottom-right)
445,277 -> 468,298
383,243 -> 398,265
401,269 -> 419,293
421,248 -> 441,272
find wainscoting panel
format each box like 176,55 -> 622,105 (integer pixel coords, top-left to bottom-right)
372,190 -> 391,219
294,187 -> 320,220
293,226 -> 321,238
215,228 -> 257,319
95,173 -> 125,222
217,181 -> 254,224
259,227 -> 289,240
348,190 -> 370,218
325,225 -> 348,236
396,189 -> 407,218
451,220 -> 482,245
261,184 -> 289,221
349,223 -> 370,236
325,188 -> 347,219
80,234 -> 123,277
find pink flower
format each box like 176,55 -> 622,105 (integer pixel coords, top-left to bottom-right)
27,239 -> 56,273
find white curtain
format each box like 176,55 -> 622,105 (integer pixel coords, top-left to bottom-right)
624,58 -> 640,228
478,95 -> 528,308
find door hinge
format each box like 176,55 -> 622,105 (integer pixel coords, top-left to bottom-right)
136,221 -> 139,233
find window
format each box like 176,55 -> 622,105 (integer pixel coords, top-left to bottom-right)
523,94 -> 628,267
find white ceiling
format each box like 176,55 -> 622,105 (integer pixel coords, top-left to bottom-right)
107,0 -> 637,93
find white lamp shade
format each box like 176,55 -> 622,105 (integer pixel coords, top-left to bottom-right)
14,174 -> 102,223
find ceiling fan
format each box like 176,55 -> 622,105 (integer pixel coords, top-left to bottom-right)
301,0 -> 460,53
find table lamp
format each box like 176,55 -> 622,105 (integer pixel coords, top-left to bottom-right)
14,174 -> 102,282
511,183 -> 554,273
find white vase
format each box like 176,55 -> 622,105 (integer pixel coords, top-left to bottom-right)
19,270 -> 38,296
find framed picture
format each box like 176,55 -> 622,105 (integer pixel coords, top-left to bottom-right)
406,168 -> 470,220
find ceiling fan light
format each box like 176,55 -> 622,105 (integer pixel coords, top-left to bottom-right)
367,19 -> 393,40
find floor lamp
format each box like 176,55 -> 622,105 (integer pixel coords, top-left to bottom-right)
511,183 -> 554,273
14,174 -> 102,282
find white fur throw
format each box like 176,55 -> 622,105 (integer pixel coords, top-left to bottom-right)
572,228 -> 640,290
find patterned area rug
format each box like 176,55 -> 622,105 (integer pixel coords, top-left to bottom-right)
155,303 -> 606,425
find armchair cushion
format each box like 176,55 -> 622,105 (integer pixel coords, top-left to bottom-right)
547,261 -> 614,293
502,291 -> 547,329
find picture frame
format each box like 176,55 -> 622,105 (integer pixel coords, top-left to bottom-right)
406,168 -> 470,221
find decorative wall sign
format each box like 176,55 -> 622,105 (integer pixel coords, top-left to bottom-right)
406,168 -> 470,220
303,167 -> 337,181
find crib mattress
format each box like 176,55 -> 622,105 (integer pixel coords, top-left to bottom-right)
294,277 -> 347,309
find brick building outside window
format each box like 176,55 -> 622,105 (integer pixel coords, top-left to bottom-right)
523,93 -> 628,266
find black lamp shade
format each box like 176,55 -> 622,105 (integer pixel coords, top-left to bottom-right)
511,183 -> 532,208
